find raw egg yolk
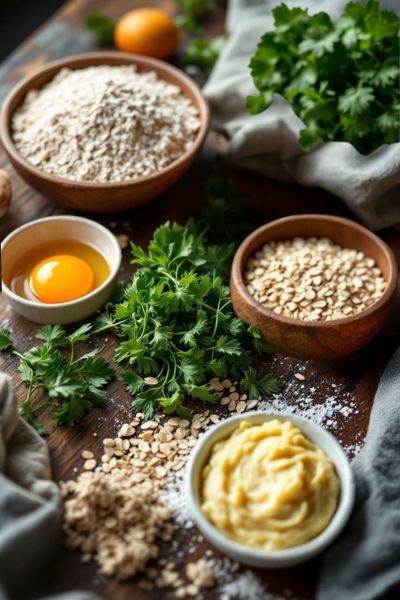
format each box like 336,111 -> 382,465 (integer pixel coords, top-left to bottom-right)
29,254 -> 94,303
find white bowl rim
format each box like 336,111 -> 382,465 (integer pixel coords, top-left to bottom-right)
1,215 -> 122,309
185,410 -> 355,563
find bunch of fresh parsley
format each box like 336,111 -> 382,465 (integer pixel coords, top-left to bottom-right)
96,178 -> 279,419
4,324 -> 114,434
247,1 -> 399,154
184,36 -> 227,69
176,0 -> 214,33
85,12 -> 116,46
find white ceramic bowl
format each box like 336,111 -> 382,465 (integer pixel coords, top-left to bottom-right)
186,411 -> 355,568
1,215 -> 122,324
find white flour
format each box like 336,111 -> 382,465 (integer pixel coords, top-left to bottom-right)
219,571 -> 284,600
257,358 -> 364,459
12,65 -> 201,182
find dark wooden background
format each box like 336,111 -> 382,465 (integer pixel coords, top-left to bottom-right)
0,1 -> 399,599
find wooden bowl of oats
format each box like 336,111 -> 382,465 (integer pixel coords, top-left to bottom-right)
230,215 -> 398,360
0,52 -> 209,213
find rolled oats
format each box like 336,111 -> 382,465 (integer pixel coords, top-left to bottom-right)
12,66 -> 201,183
62,376 -> 274,592
245,237 -> 386,321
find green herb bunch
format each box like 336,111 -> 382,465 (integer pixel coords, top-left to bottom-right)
247,1 -> 400,154
96,179 -> 279,419
9,324 -> 113,434
85,12 -> 116,46
176,0 -> 214,33
184,36 -> 227,70
0,329 -> 12,351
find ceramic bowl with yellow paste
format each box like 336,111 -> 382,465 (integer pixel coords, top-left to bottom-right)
185,412 -> 355,568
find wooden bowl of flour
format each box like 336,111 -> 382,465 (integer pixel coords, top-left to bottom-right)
0,52 -> 210,213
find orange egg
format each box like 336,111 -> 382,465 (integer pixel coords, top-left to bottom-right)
114,8 -> 180,58
29,254 -> 94,304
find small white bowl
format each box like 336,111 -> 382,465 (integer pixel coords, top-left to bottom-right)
186,411 -> 355,569
1,215 -> 122,324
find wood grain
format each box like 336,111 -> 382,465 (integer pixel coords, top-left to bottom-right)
1,1 -> 400,599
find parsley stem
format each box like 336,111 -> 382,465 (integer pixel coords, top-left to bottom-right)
24,376 -> 34,407
138,306 -> 149,340
211,299 -> 221,338
20,380 -> 35,422
33,397 -> 56,415
170,355 -> 178,383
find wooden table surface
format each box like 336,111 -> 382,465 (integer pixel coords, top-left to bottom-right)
1,1 -> 399,599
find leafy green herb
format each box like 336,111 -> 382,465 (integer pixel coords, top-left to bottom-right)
247,1 -> 400,154
176,14 -> 202,34
97,179 -> 279,419
184,36 -> 227,69
0,329 -> 12,351
195,176 -> 252,245
13,324 -> 114,434
240,368 -> 281,400
85,11 -> 116,46
175,0 -> 213,32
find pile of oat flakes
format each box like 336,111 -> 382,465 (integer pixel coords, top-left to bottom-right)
12,65 -> 200,183
245,237 -> 386,321
61,377 -> 258,597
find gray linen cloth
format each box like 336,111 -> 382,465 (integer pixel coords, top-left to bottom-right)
318,345 -> 400,600
0,373 -> 98,600
204,0 -> 400,231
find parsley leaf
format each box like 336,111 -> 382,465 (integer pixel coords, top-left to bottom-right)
101,177 -> 279,418
248,0 -> 400,154
240,368 -> 281,399
36,324 -> 67,346
68,323 -> 92,345
85,12 -> 116,46
338,86 -> 374,116
184,36 -> 227,70
13,324 -> 114,434
0,329 -> 12,351
175,0 -> 213,32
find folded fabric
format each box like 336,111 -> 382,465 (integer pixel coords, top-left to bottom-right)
318,344 -> 400,600
0,373 -> 99,600
204,0 -> 400,231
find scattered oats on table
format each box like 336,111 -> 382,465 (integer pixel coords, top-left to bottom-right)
116,234 -> 129,249
294,373 -> 306,381
61,377 -> 264,593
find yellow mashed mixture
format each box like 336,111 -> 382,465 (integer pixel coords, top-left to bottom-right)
201,419 -> 340,550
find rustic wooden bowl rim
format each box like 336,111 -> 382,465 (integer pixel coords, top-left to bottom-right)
231,214 -> 398,329
0,51 -> 210,189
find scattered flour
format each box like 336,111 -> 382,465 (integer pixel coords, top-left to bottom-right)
258,389 -> 358,432
219,571 -> 280,600
159,361 -> 365,598
162,470 -> 193,530
258,358 -> 364,459
203,556 -> 290,600
12,65 -> 200,182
